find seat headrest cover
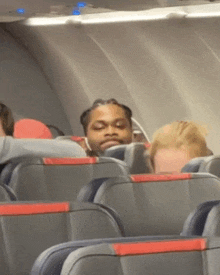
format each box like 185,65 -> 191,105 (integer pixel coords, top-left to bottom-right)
113,238 -> 206,256
14,119 -> 53,139
43,157 -> 97,165
104,145 -> 127,160
131,173 -> 192,182
0,202 -> 69,215
181,157 -> 207,173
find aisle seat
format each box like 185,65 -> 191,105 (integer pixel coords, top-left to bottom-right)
0,157 -> 128,201
61,237 -> 220,275
0,201 -> 123,275
91,173 -> 220,235
182,155 -> 220,178
31,235 -> 202,275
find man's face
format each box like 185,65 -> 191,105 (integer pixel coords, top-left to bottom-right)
0,119 -> 6,137
86,104 -> 133,154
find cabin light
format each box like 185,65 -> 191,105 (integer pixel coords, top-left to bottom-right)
77,2 -> 86,8
72,8 -> 81,15
16,8 -> 25,14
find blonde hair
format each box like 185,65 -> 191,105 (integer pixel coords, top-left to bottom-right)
150,121 -> 208,167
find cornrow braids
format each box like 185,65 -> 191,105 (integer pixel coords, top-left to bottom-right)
80,98 -> 132,135
0,102 -> 14,136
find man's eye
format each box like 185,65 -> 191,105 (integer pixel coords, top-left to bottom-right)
116,122 -> 126,129
93,125 -> 104,130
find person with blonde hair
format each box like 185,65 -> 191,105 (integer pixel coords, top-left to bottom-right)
149,121 -> 209,174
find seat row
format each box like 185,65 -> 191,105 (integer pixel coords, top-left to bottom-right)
0,151 -> 220,203
1,199 -> 220,275
0,144 -> 220,274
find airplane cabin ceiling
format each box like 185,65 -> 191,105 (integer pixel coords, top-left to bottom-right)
0,0 -> 219,22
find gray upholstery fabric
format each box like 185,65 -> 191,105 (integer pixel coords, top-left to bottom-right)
104,143 -> 153,174
1,156 -> 128,201
94,173 -> 220,235
181,200 -> 220,236
203,204 -> 220,236
0,185 -> 12,201
181,156 -> 220,179
32,235 -> 184,275
181,157 -> 207,173
61,238 -> 216,275
104,145 -> 127,160
0,137 -> 86,165
124,143 -> 153,174
0,201 -> 122,275
199,156 -> 220,178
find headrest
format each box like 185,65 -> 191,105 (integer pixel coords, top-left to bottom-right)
14,119 -> 53,139
199,155 -> 220,178
181,157 -> 207,173
104,145 -> 127,160
104,143 -> 153,174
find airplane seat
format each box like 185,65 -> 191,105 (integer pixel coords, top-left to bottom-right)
0,161 -> 22,185
0,201 -> 124,275
202,203 -> 220,236
182,155 -> 220,178
199,155 -> 220,178
181,200 -> 220,236
0,156 -> 129,202
0,184 -> 16,202
31,235 -> 200,275
104,142 -> 153,174
184,201 -> 220,237
60,237 -> 220,275
91,173 -> 220,236
103,144 -> 127,160
77,177 -> 112,202
181,157 -> 207,173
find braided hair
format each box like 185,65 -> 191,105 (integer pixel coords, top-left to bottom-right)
0,102 -> 14,136
80,98 -> 132,135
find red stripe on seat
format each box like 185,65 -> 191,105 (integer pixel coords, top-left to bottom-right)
71,136 -> 84,142
131,173 -> 192,182
43,157 -> 97,165
0,202 -> 70,216
114,239 -> 206,256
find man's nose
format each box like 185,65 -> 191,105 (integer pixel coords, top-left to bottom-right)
105,126 -> 118,136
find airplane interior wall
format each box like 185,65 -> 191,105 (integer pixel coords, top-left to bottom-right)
0,25 -> 73,135
2,16 -> 220,153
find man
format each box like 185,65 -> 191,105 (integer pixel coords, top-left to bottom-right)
80,99 -> 133,156
0,102 -> 14,137
149,121 -> 209,173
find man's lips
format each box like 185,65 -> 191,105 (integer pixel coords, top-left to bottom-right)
100,140 -> 121,150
